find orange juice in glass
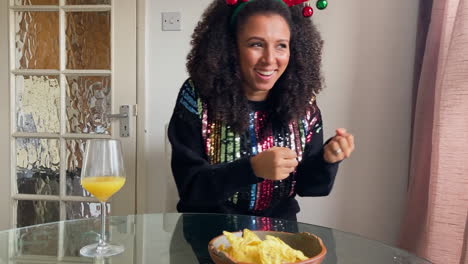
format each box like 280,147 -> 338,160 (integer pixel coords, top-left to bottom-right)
81,176 -> 126,202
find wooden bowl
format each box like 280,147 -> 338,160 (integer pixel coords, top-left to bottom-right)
208,230 -> 327,264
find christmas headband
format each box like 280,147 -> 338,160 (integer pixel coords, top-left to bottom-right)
226,0 -> 328,20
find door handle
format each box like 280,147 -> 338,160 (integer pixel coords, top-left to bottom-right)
107,105 -> 130,137
107,113 -> 128,119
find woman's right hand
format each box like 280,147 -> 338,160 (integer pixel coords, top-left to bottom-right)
250,147 -> 298,181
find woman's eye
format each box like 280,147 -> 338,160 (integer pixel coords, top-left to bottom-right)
249,42 -> 262,47
278,43 -> 288,49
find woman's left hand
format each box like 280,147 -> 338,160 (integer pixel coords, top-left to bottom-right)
323,128 -> 355,163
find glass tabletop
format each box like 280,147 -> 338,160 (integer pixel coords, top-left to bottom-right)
0,213 -> 430,264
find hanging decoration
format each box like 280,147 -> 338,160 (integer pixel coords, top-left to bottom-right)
226,0 -> 329,17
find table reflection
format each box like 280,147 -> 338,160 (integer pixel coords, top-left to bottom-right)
0,213 -> 430,264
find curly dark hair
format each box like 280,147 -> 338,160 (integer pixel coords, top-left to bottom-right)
187,0 -> 324,132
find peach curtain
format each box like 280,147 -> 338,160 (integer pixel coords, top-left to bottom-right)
399,0 -> 468,263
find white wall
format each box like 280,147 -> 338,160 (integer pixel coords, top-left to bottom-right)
145,0 -> 213,213
296,0 -> 419,245
144,0 -> 419,245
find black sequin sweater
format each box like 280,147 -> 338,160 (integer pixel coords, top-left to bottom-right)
168,79 -> 339,220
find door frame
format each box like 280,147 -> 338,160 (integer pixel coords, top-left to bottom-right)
136,0 -> 147,215
111,0 -> 138,216
133,1 -> 147,262
0,0 -> 11,230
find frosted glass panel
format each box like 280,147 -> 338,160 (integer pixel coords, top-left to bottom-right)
66,140 -> 93,197
16,75 -> 60,133
63,212 -> 102,259
16,138 -> 60,195
64,203 -> 109,259
66,12 -> 110,69
66,76 -> 111,134
16,201 -> 59,257
15,12 -> 59,69
67,0 -> 110,4
66,201 -> 109,220
17,200 -> 60,228
15,0 -> 58,5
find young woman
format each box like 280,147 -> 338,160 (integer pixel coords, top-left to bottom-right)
168,0 -> 355,221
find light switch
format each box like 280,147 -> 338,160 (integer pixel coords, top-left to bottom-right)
162,12 -> 181,31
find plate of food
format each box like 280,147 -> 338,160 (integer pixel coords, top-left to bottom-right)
208,229 -> 327,264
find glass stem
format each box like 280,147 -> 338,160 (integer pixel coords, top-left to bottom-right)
98,202 -> 107,248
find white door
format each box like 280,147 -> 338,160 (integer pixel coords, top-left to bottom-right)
0,0 -> 137,258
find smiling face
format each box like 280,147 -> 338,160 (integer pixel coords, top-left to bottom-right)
237,14 -> 291,101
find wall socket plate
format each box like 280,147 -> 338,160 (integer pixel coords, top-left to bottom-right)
162,12 -> 181,31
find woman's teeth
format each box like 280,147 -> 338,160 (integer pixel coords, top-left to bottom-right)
256,70 -> 274,76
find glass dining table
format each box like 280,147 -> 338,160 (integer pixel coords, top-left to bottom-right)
0,213 -> 430,264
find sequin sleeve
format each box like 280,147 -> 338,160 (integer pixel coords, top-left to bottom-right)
294,101 -> 339,196
168,79 -> 260,210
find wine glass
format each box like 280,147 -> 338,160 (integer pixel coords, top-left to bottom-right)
79,139 -> 126,257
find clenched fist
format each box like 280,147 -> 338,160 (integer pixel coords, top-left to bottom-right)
250,147 -> 298,181
323,128 -> 355,163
